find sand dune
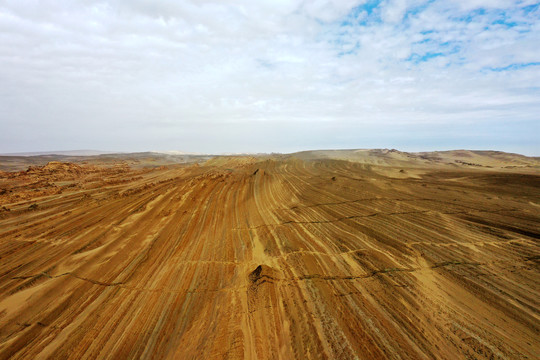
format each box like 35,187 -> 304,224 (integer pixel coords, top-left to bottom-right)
0,151 -> 538,359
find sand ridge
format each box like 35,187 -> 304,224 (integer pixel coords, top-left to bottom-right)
0,153 -> 538,359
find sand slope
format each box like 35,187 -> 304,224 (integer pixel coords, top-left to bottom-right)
0,154 -> 538,359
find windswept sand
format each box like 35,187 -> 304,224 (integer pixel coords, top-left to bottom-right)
0,152 -> 538,359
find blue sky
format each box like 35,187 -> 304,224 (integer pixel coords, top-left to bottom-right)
0,0 -> 539,155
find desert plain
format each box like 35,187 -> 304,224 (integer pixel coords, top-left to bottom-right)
0,149 -> 538,359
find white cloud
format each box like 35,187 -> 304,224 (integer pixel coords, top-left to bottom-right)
448,0 -> 538,11
0,0 -> 539,154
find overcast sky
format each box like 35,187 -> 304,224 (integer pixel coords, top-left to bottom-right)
1,0 -> 539,155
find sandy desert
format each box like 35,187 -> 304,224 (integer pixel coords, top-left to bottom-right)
0,149 -> 538,359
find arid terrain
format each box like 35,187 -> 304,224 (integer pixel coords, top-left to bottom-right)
0,149 -> 538,359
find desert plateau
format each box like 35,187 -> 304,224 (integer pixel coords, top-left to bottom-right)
3,0 -> 539,358
0,149 -> 538,359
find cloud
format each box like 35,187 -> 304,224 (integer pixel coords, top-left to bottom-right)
0,0 -> 538,154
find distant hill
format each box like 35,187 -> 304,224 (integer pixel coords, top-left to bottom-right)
1,149 -> 538,172
289,149 -> 540,169
0,152 -> 214,172
0,150 -> 119,156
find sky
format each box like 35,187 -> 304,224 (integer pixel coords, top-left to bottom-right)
0,0 -> 539,155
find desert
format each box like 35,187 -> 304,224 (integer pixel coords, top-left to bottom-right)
0,149 -> 538,359
2,0 -> 540,358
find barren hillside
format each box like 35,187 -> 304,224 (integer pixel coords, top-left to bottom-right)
0,152 -> 538,359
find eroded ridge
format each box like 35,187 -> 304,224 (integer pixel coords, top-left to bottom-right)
0,157 -> 539,359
